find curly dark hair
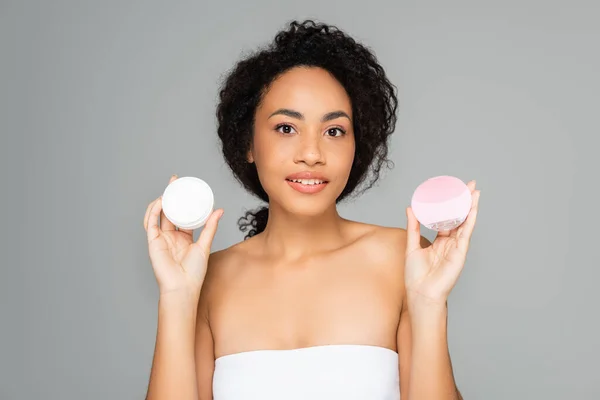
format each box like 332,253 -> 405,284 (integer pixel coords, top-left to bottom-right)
216,19 -> 398,239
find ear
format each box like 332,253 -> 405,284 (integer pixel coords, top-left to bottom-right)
246,148 -> 254,163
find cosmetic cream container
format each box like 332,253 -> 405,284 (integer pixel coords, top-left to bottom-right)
161,176 -> 214,230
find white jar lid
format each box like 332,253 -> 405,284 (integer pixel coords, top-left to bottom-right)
162,177 -> 214,229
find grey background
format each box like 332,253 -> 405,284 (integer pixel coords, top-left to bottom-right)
2,0 -> 599,399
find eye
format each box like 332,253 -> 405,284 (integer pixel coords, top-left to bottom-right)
275,124 -> 296,135
325,127 -> 346,137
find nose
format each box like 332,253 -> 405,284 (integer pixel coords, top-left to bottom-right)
294,132 -> 325,166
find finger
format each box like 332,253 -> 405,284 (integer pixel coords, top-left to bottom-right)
143,199 -> 155,231
160,175 -> 178,232
466,179 -> 476,193
436,229 -> 452,238
146,196 -> 164,243
445,180 -> 476,239
458,190 -> 480,252
195,209 -> 224,256
461,183 -> 479,228
144,197 -> 161,231
472,188 -> 481,209
405,207 -> 422,254
178,226 -> 194,236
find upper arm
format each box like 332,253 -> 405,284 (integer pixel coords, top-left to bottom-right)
397,290 -> 412,400
195,300 -> 214,400
195,260 -> 218,400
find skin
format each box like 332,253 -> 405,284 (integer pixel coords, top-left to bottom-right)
144,66 -> 478,399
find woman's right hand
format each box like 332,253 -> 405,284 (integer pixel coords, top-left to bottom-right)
143,175 -> 224,296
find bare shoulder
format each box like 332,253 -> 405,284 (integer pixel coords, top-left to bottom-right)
205,238 -> 253,283
349,221 -> 431,270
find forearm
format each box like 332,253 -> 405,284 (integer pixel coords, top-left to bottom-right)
408,300 -> 460,400
146,290 -> 200,400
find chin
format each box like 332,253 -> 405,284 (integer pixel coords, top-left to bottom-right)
263,179 -> 343,217
285,201 -> 332,218
280,190 -> 341,218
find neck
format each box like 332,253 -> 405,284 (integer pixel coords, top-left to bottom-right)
259,202 -> 348,262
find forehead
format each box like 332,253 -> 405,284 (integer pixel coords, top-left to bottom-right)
259,67 -> 352,115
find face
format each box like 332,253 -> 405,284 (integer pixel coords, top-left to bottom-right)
249,66 -> 355,217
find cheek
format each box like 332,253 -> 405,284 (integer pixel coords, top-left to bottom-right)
252,134 -> 291,175
328,140 -> 355,177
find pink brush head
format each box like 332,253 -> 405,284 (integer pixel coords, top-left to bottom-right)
410,175 -> 472,231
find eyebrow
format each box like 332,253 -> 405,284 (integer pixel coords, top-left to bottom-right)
268,108 -> 352,123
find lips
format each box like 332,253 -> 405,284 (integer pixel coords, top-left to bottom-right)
285,171 -> 329,182
286,180 -> 328,194
285,171 -> 329,194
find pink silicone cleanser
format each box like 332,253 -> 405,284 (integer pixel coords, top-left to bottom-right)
410,176 -> 472,231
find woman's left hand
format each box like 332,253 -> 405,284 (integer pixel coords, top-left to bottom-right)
404,180 -> 481,306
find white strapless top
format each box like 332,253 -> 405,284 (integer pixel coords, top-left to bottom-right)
212,344 -> 400,400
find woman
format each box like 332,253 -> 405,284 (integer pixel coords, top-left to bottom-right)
143,20 -> 479,400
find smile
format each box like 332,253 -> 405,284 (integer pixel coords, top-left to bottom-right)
286,179 -> 328,194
